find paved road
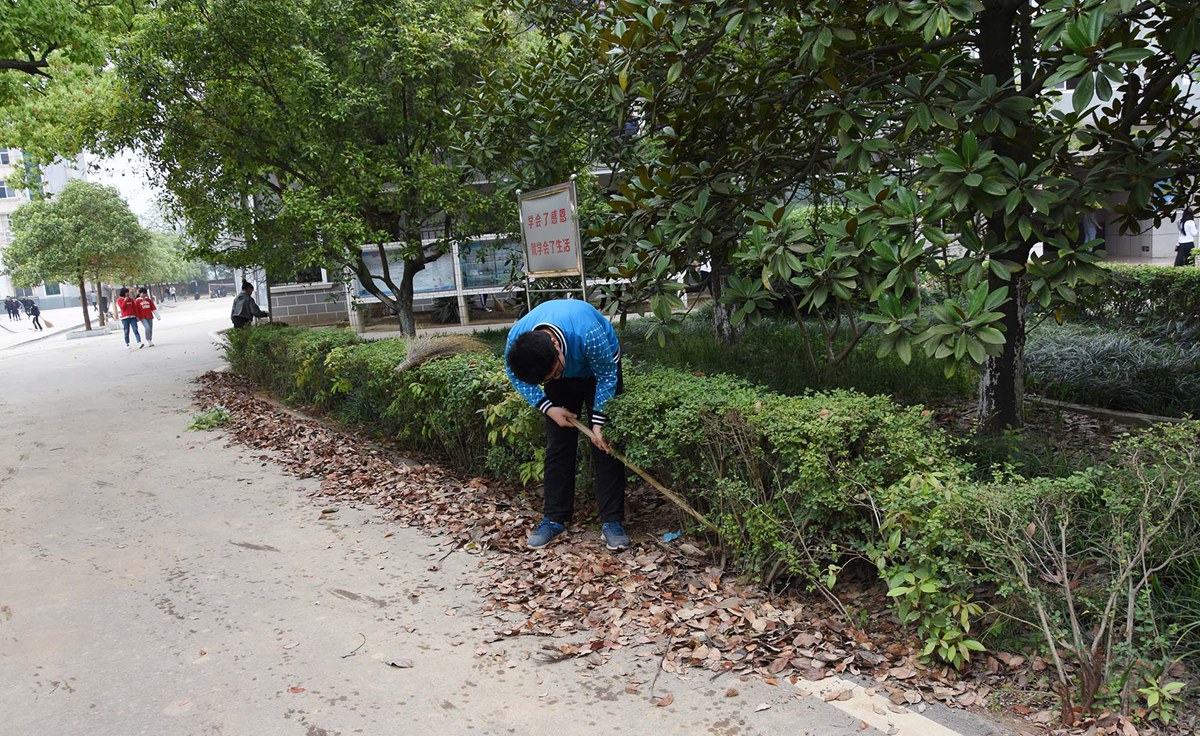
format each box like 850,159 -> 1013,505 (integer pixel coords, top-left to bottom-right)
0,300 -> 1012,736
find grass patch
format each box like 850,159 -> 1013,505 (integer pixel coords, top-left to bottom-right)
187,404 -> 231,431
1025,322 -> 1200,418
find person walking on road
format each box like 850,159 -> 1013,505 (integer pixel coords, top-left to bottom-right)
504,299 -> 629,551
1176,208 -> 1197,267
28,301 -> 43,331
117,287 -> 143,349
230,281 -> 268,329
135,287 -> 159,347
4,297 -> 16,321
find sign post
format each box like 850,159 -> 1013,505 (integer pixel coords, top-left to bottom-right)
518,179 -> 585,310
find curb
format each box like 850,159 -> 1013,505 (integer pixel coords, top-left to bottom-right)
1,322 -> 86,350
1028,395 -> 1184,426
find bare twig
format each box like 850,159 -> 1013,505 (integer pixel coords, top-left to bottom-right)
649,635 -> 674,699
340,633 -> 367,659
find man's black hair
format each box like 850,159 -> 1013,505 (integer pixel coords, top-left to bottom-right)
508,330 -> 558,384
242,281 -> 254,292
118,287 -> 129,297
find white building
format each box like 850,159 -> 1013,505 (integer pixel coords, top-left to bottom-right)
0,146 -> 36,302
1047,59 -> 1200,263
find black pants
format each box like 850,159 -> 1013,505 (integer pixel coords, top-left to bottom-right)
542,364 -> 626,524
31,316 -> 41,330
1175,241 -> 1195,267
231,316 -> 251,329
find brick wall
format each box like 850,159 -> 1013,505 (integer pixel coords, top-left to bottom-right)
269,284 -> 347,326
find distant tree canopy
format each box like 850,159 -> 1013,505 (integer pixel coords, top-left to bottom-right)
3,179 -> 149,329
101,0 -> 512,335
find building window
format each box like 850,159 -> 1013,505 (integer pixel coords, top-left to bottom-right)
0,149 -> 9,165
43,282 -> 61,296
270,265 -> 328,286
0,180 -> 14,198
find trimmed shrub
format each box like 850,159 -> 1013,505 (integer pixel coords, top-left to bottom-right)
1073,263 -> 1200,327
226,327 -> 543,483
224,325 -> 361,405
324,339 -> 410,426
604,366 -> 962,583
220,324 -> 1200,688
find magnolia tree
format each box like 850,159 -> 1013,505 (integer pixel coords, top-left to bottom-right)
482,0 -> 1200,430
3,179 -> 150,330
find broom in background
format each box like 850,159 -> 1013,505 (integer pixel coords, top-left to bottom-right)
394,334 -> 491,374
395,334 -> 717,534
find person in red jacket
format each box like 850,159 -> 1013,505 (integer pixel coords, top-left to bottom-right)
117,287 -> 143,349
135,287 -> 160,347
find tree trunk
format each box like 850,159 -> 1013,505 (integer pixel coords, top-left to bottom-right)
977,272 -> 1026,431
78,277 -> 92,331
708,254 -> 741,343
95,277 -> 107,327
396,258 -> 424,337
976,0 -> 1031,431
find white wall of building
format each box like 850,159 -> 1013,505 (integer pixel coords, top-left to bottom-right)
0,147 -> 33,299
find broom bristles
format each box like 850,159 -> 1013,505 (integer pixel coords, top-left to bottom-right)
395,334 -> 491,374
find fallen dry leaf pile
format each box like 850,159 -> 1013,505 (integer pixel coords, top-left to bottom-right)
193,371 -> 1179,736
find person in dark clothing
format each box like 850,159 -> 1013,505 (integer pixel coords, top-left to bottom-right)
230,281 -> 268,328
1176,209 -> 1197,267
29,302 -> 42,331
504,299 -> 628,551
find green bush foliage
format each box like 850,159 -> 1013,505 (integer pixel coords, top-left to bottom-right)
1073,263 -> 1200,327
617,316 -> 976,404
225,327 -> 542,482
603,365 -> 977,665
224,325 -> 361,406
963,422 -> 1200,714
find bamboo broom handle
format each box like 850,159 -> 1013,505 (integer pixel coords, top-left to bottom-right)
568,417 -> 719,535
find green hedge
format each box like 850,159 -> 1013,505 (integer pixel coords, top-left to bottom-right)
225,325 -> 362,406
604,367 -> 960,578
224,326 -> 542,480
1073,263 -> 1200,326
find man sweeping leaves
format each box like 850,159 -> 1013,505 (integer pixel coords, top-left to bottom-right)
504,299 -> 628,550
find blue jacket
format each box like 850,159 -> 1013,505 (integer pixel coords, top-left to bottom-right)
505,300 -> 620,424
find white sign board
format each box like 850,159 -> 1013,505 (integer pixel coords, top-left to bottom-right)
519,181 -> 583,277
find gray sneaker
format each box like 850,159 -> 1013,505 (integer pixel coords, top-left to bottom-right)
601,522 -> 630,550
527,518 -> 565,549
